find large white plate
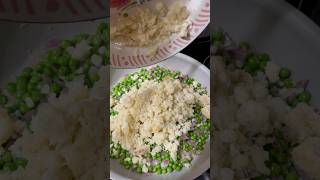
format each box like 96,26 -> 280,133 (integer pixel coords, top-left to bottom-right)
110,53 -> 210,180
212,0 -> 320,107
110,0 -> 210,68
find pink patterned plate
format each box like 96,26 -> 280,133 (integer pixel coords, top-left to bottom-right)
110,0 -> 210,68
0,0 -> 107,22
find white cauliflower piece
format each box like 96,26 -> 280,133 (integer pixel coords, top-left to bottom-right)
265,61 -> 281,82
236,100 -> 270,135
284,103 -> 320,142
292,137 -> 320,179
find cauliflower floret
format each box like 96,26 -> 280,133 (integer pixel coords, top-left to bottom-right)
284,103 -> 320,142
236,100 -> 270,135
265,62 -> 281,82
292,137 -> 320,179
248,145 -> 269,174
233,84 -> 250,105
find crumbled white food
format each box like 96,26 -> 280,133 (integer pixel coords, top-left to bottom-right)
98,46 -> 106,55
111,77 -> 209,161
236,100 -> 270,135
40,84 -> 50,94
212,56 -> 320,179
3,77 -> 106,180
265,61 -> 281,82
70,40 -> 91,60
292,137 -> 320,179
24,97 -> 34,108
216,168 -> 234,180
91,54 -> 102,67
283,103 -> 320,142
110,2 -> 190,48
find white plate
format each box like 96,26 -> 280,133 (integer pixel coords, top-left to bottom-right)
110,53 -> 210,180
212,0 -> 320,106
110,0 -> 210,68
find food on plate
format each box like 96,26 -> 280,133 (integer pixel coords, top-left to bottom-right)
211,31 -> 320,180
110,1 -> 190,56
110,66 -> 210,174
0,22 -> 109,179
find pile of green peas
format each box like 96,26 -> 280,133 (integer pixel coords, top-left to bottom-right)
110,67 -> 210,174
0,150 -> 27,172
0,22 -> 109,117
0,22 -> 109,173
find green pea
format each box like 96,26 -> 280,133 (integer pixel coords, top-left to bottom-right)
120,153 -> 126,159
176,165 -> 182,171
297,91 -> 312,103
30,73 -> 42,84
162,168 -> 167,174
46,50 -> 60,64
282,79 -> 294,88
21,67 -> 33,78
68,59 -> 80,72
1,151 -> 13,162
3,162 -> 17,172
252,175 -> 268,180
73,34 -> 89,43
19,102 -> 30,114
239,42 -> 250,50
35,62 -> 45,74
270,163 -> 282,176
0,94 -> 8,106
246,56 -> 260,71
156,168 -> 161,174
65,74 -> 74,82
89,73 -> 100,82
211,31 -> 224,46
259,53 -> 270,62
30,90 -> 43,104
0,159 -> 4,169
288,97 -> 299,107
167,166 -> 173,173
90,35 -> 102,49
15,158 -> 28,168
103,50 -> 110,65
51,83 -> 62,94
7,82 -> 17,94
279,68 -> 291,79
83,61 -> 92,72
43,66 -> 55,77
137,166 -> 142,173
27,82 -> 38,92
58,66 -> 70,76
285,172 -> 299,180
172,163 -> 177,170
6,105 -> 17,114
60,40 -> 73,49
58,54 -> 70,67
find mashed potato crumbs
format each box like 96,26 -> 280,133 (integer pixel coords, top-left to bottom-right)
110,2 -> 190,48
111,77 -> 209,162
